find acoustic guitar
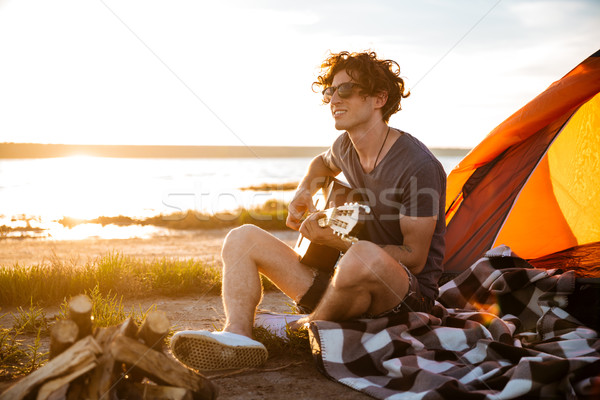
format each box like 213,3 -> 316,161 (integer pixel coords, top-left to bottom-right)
294,178 -> 368,272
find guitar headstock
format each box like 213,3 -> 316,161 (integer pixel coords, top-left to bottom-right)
318,203 -> 371,243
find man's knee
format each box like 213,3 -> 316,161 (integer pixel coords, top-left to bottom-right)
224,224 -> 261,246
221,224 -> 265,260
336,241 -> 390,284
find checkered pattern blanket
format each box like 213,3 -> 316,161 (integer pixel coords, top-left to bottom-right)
308,246 -> 600,399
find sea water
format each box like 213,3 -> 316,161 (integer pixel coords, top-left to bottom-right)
0,155 -> 464,239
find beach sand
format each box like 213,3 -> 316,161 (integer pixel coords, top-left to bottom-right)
0,229 -> 369,399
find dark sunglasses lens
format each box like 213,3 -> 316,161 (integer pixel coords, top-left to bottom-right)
322,87 -> 335,103
337,83 -> 355,98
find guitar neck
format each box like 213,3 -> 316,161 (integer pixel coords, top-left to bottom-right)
321,177 -> 366,208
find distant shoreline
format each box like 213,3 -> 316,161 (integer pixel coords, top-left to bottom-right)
0,143 -> 470,159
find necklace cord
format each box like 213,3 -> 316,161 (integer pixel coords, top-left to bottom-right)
373,126 -> 391,168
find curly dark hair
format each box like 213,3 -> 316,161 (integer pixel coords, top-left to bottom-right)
313,51 -> 410,123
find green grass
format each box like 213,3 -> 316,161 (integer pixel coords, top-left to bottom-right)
1,314 -> 27,367
11,300 -> 49,334
252,326 -> 311,358
1,303 -> 49,378
55,285 -> 155,328
0,252 -> 280,307
0,253 -> 226,307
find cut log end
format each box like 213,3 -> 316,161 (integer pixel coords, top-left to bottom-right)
68,294 -> 93,339
50,320 -> 79,359
138,310 -> 170,350
68,294 -> 92,314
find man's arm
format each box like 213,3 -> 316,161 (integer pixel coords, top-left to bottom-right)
286,153 -> 341,231
380,215 -> 437,275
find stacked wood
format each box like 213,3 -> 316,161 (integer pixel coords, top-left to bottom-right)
0,296 -> 217,400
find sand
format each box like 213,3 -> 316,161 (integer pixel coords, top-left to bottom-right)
0,229 -> 369,399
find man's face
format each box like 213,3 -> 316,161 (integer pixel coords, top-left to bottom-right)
329,70 -> 379,132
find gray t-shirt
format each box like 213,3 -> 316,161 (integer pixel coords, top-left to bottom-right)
323,131 -> 446,300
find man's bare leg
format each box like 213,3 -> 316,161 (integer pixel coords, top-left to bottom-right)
294,241 -> 410,326
220,224 -> 315,338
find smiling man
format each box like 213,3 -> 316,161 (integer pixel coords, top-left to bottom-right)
171,51 -> 446,371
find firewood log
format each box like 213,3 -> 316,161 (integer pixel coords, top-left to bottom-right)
137,310 -> 170,351
68,294 -> 93,339
49,320 -> 79,359
65,378 -> 86,400
35,363 -> 95,400
93,317 -> 138,347
85,317 -> 140,399
0,310 -> 219,400
109,335 -> 217,400
0,336 -> 101,400
44,383 -> 68,400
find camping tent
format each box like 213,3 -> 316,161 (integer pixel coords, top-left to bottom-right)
444,49 -> 600,275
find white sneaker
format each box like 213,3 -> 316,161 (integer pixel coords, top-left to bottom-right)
254,312 -> 307,340
170,330 -> 268,371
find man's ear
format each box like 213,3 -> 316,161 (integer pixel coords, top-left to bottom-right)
375,91 -> 388,109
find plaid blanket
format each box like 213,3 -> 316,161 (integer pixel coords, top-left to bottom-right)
308,245 -> 600,399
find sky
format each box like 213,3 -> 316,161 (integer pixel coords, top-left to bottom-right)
0,0 -> 599,149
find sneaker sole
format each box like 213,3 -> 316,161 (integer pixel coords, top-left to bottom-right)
171,334 -> 268,371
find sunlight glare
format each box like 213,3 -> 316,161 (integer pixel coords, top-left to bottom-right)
46,221 -> 168,241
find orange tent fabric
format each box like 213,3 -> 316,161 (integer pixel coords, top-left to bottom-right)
444,50 -> 600,274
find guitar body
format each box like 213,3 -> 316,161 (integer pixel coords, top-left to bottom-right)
294,178 -> 366,273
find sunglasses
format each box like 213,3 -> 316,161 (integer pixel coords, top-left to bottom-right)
322,82 -> 363,104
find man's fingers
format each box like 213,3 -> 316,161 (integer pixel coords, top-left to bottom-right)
286,216 -> 301,230
287,222 -> 300,231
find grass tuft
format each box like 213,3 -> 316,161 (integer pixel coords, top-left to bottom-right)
23,330 -> 46,375
0,314 -> 26,366
0,253 -> 226,307
253,326 -> 311,358
56,285 -> 156,328
1,308 -> 48,378
11,300 -> 49,335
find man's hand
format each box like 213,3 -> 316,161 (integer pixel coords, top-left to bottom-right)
299,211 -> 351,252
286,153 -> 341,231
286,189 -> 318,231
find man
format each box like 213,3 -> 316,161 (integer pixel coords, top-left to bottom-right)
171,51 -> 446,371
